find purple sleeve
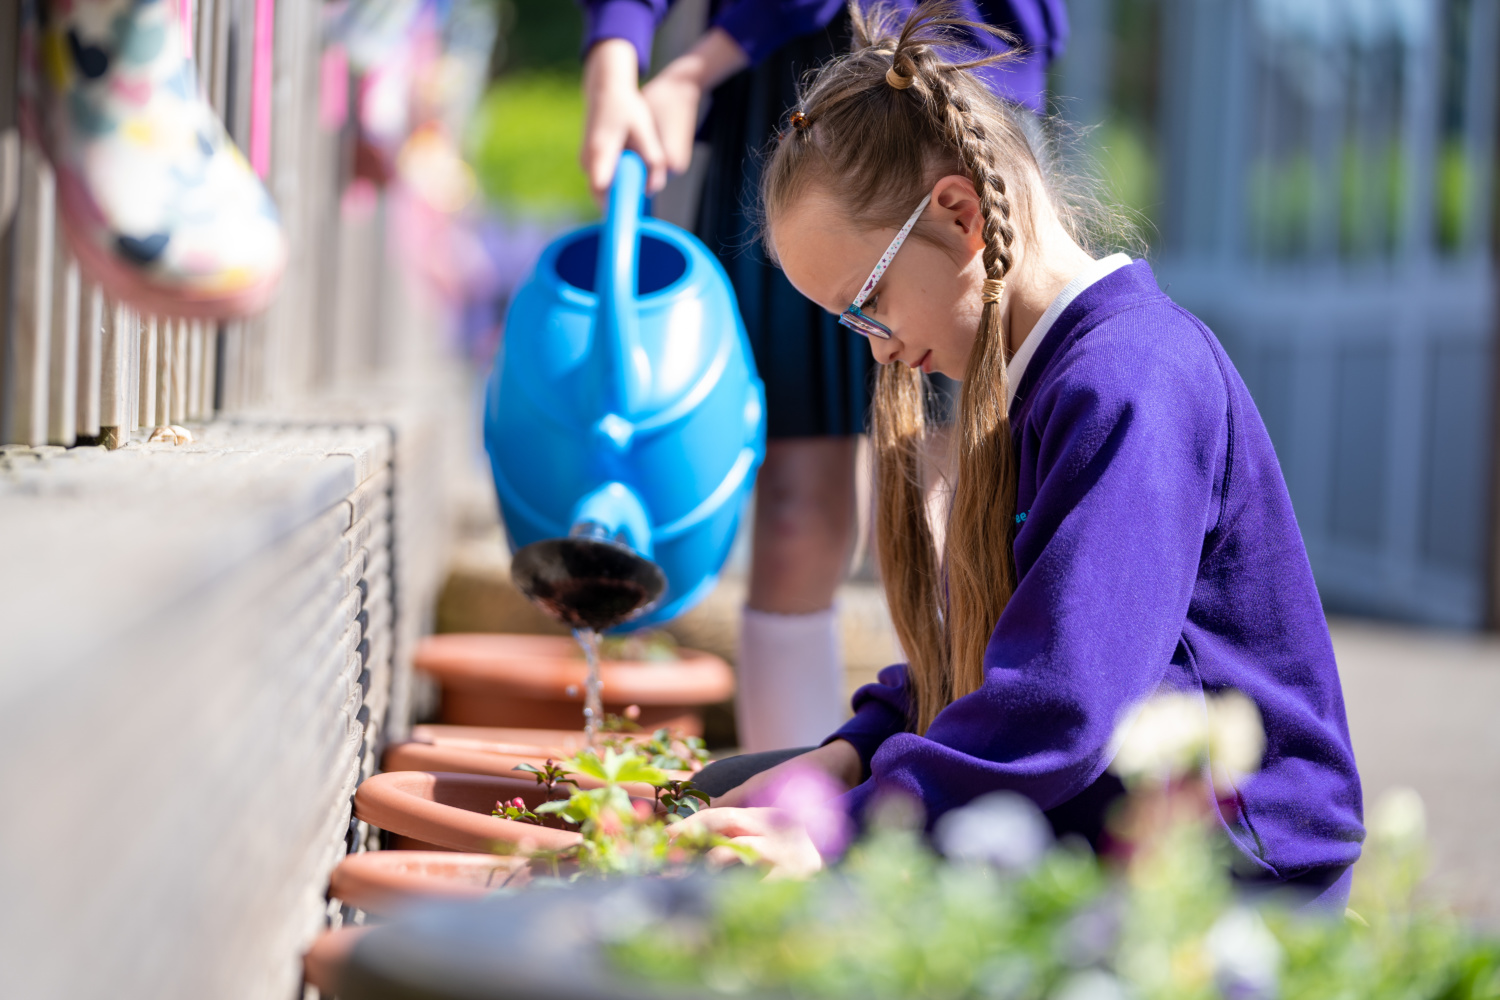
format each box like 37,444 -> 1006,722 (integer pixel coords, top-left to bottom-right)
840,324 -> 1228,824
578,0 -> 674,69
824,663 -> 911,777
712,0 -> 847,65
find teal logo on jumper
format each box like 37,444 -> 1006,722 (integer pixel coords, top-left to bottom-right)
1015,511 -> 1029,524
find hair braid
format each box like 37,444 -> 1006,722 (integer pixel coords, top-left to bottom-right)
915,56 -> 1021,723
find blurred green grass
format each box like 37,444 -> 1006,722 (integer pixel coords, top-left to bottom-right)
467,73 -> 596,220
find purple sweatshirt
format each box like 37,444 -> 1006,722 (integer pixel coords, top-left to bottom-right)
831,261 -> 1364,880
578,0 -> 1069,112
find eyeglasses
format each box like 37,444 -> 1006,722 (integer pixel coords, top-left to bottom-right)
838,193 -> 932,341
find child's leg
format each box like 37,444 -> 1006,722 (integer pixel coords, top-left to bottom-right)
736,438 -> 858,752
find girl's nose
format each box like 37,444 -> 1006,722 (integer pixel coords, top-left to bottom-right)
869,335 -> 902,366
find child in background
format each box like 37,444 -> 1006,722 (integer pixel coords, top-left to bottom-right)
577,0 -> 1067,753
691,1 -> 1364,910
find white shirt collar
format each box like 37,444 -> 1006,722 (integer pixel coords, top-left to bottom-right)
1005,253 -> 1133,410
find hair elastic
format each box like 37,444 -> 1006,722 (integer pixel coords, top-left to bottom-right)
982,278 -> 1005,303
789,110 -> 811,131
886,65 -> 914,90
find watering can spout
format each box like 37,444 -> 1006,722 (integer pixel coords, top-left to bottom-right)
592,151 -> 652,417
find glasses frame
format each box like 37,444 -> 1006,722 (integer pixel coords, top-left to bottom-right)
838,193 -> 933,340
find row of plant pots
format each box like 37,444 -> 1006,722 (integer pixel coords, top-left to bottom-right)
305,632 -> 735,994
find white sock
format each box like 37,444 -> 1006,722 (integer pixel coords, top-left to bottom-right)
735,606 -> 846,753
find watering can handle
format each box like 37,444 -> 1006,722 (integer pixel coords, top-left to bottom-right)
593,151 -> 650,416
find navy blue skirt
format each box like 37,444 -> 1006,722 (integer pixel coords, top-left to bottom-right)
695,14 -> 875,440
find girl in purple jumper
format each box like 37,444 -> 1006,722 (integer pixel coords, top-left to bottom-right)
688,2 -> 1364,908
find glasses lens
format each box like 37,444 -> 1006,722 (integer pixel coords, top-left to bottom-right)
839,310 -> 890,340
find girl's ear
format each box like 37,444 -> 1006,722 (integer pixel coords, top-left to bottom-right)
931,174 -> 986,255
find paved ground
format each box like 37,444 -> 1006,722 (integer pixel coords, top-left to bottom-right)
1331,617 -> 1500,926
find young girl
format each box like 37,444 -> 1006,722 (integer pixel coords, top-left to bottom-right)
579,0 -> 1067,755
691,2 -> 1365,907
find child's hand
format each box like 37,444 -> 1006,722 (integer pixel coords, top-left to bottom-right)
712,739 -> 862,809
670,806 -> 824,880
581,39 -> 669,203
641,29 -> 749,180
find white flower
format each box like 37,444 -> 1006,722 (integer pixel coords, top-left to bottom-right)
1110,692 -> 1206,781
934,791 -> 1053,871
1206,906 -> 1281,1000
1050,969 -> 1130,1000
1207,691 -> 1266,788
1368,787 -> 1426,852
1109,690 -> 1266,786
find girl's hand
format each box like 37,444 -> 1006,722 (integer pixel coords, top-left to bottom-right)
711,738 -> 862,809
671,806 -> 824,879
581,39 -> 669,202
641,29 -> 749,178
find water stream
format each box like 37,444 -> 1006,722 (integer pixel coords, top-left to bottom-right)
573,627 -> 604,747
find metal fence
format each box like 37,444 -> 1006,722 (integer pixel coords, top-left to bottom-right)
0,0 -> 398,450
1059,0 -> 1500,627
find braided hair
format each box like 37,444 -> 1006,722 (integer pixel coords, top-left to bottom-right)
762,1 -> 1055,734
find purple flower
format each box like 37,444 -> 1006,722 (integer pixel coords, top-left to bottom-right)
750,764 -> 853,860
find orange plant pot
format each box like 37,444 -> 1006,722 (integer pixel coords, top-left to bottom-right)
328,851 -> 530,916
414,634 -> 734,734
383,731 -> 694,785
303,925 -> 372,996
353,771 -> 582,854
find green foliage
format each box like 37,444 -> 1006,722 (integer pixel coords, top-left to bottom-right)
1435,139 -> 1473,254
502,744 -> 739,879
1095,120 -> 1160,235
600,629 -> 680,662
467,73 -> 595,219
491,0 -> 584,76
597,724 -> 711,772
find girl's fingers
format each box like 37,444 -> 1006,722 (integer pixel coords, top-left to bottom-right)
669,806 -> 773,840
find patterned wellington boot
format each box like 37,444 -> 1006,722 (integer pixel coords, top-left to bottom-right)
30,0 -> 286,319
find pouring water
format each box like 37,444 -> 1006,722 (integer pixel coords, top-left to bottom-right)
510,533 -> 666,746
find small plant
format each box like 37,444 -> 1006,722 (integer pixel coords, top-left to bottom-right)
595,720 -> 711,772
492,796 -> 544,826
655,777 -> 711,819
513,758 -> 576,799
599,630 -> 679,663
499,744 -> 744,879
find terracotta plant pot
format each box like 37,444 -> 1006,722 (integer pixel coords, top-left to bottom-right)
384,725 -> 695,785
329,851 -> 531,916
354,771 -> 582,853
415,633 -> 735,734
411,723 -> 596,758
304,925 -> 372,996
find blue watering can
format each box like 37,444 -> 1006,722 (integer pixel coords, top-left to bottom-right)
484,152 -> 766,631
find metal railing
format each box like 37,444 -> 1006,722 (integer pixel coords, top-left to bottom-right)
0,0 -> 395,448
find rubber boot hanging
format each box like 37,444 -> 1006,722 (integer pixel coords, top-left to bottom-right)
31,0 -> 286,319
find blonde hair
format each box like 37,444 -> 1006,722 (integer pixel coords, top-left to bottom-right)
762,2 -> 1097,734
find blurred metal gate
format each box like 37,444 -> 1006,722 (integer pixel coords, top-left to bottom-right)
1059,0 -> 1500,628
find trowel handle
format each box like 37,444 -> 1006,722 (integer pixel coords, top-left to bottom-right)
593,151 -> 649,415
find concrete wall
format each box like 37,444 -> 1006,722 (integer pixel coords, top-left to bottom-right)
0,386 -> 454,999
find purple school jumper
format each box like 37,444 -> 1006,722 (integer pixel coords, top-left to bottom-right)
579,0 -> 1070,113
830,261 -> 1365,884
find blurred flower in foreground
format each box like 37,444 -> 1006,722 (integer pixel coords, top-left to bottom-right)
1111,689 -> 1265,787
934,791 -> 1053,871
750,763 -> 852,860
1206,906 -> 1281,1000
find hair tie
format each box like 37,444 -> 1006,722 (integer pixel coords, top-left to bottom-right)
981,278 -> 1005,304
885,65 -> 914,90
789,110 -> 811,131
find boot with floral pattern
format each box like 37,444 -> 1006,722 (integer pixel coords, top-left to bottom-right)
29,0 -> 286,319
